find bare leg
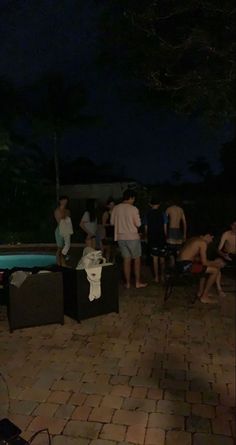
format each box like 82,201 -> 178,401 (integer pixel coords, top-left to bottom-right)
201,269 -> 219,303
86,237 -> 96,250
56,248 -> 62,266
152,256 -> 159,282
197,277 -> 206,297
134,257 -> 147,288
216,270 -> 226,297
169,254 -> 175,268
105,245 -> 111,262
123,257 -> 131,288
160,257 -> 165,283
62,235 -> 71,256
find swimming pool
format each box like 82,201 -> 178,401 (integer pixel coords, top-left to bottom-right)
0,253 -> 56,270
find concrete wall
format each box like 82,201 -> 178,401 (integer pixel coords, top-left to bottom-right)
60,182 -> 137,202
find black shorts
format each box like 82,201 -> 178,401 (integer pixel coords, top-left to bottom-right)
150,244 -> 168,257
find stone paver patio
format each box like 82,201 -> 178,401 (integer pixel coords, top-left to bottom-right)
0,275 -> 235,445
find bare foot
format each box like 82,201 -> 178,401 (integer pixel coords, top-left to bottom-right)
218,290 -> 226,298
124,283 -> 131,289
136,282 -> 148,289
200,296 -> 218,304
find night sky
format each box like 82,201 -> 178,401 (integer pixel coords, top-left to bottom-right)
0,0 -> 233,183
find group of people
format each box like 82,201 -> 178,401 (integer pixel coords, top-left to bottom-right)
54,195 -> 115,265
54,190 -> 236,304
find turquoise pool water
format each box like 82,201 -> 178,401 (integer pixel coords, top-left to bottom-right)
0,253 -> 56,269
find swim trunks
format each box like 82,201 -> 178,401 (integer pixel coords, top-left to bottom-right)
176,261 -> 207,274
167,228 -> 183,244
150,244 -> 168,257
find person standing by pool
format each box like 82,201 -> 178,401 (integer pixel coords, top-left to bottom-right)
165,198 -> 187,265
80,199 -> 98,250
111,189 -> 147,289
102,197 -> 115,261
144,197 -> 167,283
54,196 -> 73,265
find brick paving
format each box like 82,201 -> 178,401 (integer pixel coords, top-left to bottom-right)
0,274 -> 235,444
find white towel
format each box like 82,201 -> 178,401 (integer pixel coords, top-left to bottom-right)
59,216 -> 73,237
10,271 -> 32,288
85,266 -> 102,301
76,248 -> 106,270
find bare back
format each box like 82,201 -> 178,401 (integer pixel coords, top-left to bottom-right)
219,230 -> 236,254
166,205 -> 184,228
179,237 -> 207,264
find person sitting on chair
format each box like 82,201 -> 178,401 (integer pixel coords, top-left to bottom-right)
218,219 -> 236,265
177,228 -> 223,304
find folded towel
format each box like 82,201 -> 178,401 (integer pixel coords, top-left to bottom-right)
10,271 -> 32,288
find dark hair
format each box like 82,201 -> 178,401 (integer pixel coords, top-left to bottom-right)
168,193 -> 182,205
123,189 -> 136,201
150,196 -> 161,205
199,225 -> 215,236
106,197 -> 115,206
59,195 -> 69,204
86,199 -> 97,222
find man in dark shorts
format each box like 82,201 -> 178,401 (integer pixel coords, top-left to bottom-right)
165,199 -> 187,265
145,197 -> 167,283
177,229 -> 223,304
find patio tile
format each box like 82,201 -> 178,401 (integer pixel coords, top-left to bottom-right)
64,420 -> 102,439
1,272 -> 235,445
27,416 -> 67,435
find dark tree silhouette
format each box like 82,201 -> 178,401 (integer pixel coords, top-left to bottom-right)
188,156 -> 212,181
220,136 -> 236,186
171,170 -> 183,184
29,73 -> 98,200
101,0 -> 236,123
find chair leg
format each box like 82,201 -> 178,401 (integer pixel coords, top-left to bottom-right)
164,275 -> 174,301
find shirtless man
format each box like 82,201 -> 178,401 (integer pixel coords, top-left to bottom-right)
218,220 -> 236,263
178,230 -> 222,304
165,200 -> 187,265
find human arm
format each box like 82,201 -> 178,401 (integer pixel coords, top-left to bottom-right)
218,233 -> 231,260
102,211 -> 109,226
199,242 -> 221,268
54,208 -> 65,224
110,208 -> 115,226
79,212 -> 93,237
133,207 -> 141,228
163,212 -> 168,239
181,210 -> 187,240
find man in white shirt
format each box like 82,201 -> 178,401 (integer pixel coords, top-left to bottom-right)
111,189 -> 147,289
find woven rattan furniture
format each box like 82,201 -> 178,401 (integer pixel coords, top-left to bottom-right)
8,271 -> 64,332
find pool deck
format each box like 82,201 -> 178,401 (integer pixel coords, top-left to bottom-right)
0,268 -> 235,445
